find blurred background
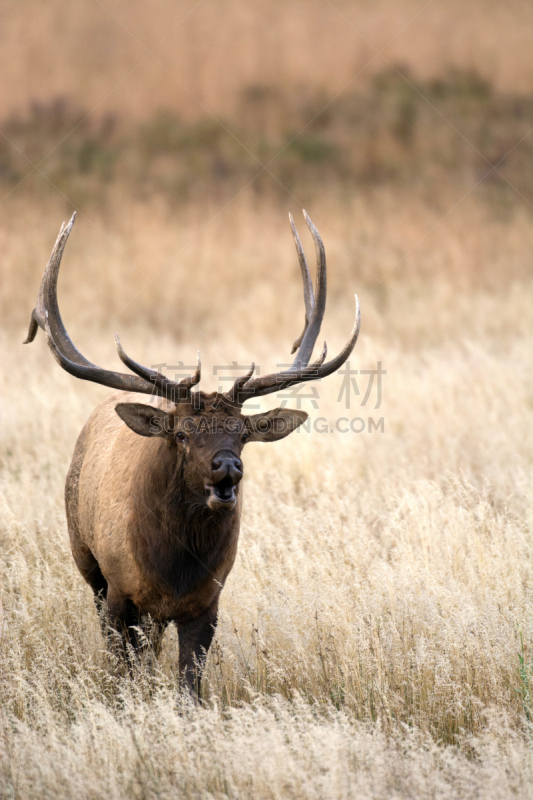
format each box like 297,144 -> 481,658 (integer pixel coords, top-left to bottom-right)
1,0 -> 532,360
1,5 -> 533,790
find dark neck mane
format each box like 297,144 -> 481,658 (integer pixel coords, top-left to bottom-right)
130,438 -> 238,599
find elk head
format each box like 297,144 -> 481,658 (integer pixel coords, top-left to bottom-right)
24,211 -> 360,512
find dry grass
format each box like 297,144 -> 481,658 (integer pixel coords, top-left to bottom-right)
0,187 -> 532,797
2,0 -> 533,123
1,1 -> 533,796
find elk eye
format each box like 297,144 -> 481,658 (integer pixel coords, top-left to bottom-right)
241,432 -> 249,443
176,431 -> 186,442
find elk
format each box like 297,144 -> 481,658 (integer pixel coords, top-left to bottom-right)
24,211 -> 360,699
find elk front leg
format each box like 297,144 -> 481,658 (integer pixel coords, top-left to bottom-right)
70,541 -> 109,635
105,585 -> 141,660
177,598 -> 219,701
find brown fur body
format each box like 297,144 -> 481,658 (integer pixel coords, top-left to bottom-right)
66,392 -> 241,626
64,389 -> 305,698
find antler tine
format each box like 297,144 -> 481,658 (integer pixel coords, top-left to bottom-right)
226,216 -> 360,406
44,314 -> 158,396
24,214 -> 72,344
285,339 -> 328,384
312,295 -> 360,381
180,351 -> 201,389
224,363 -> 255,405
116,334 -> 161,383
237,341 -> 328,403
116,335 -> 196,401
290,211 -> 327,369
315,340 -> 328,367
27,217 -> 194,401
23,213 -> 92,368
289,212 -> 314,355
235,274 -> 359,406
245,297 -> 358,401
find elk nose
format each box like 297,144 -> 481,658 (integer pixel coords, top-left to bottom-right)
211,455 -> 243,485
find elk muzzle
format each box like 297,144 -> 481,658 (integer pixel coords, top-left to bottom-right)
206,453 -> 243,511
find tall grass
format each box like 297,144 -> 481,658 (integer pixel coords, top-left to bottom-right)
1,1 -> 533,795
0,186 -> 532,796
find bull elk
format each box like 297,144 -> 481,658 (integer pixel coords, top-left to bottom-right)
24,211 -> 360,699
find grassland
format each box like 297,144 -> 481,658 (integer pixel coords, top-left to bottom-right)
1,1 -> 533,798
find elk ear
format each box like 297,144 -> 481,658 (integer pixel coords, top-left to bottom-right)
115,403 -> 173,438
245,408 -> 308,442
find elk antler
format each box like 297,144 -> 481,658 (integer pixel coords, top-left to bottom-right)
225,211 -> 360,406
24,213 -> 198,402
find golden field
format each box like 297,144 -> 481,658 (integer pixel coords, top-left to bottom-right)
1,1 -> 533,798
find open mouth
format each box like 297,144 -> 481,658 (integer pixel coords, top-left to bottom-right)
206,476 -> 237,508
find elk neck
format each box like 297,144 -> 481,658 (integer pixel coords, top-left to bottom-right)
129,437 -> 239,598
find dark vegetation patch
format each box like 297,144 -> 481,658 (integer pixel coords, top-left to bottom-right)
2,68 -> 532,205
